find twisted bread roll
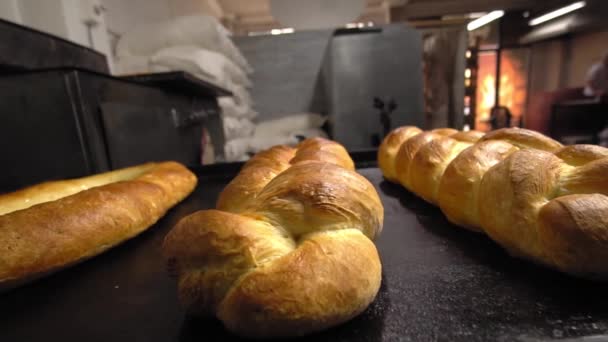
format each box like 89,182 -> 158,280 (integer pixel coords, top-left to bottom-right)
0,162 -> 197,291
163,138 -> 383,338
379,126 -> 608,278
438,128 -> 563,231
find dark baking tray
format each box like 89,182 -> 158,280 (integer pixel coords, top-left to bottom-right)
1,166 -> 608,341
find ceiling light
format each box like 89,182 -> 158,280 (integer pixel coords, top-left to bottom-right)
467,10 -> 504,31
270,28 -> 294,35
529,1 -> 586,26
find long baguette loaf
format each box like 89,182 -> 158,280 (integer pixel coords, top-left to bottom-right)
0,161 -> 197,291
162,138 -> 383,338
379,126 -> 608,278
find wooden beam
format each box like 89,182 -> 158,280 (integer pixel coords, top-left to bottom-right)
408,18 -> 469,28
391,0 -> 561,20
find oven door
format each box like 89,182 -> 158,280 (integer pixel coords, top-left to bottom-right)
100,102 -> 204,169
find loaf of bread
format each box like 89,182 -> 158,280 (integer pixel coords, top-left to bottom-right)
163,138 -> 383,338
379,126 -> 608,278
0,161 -> 197,291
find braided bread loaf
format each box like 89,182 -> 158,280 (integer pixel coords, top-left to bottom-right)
163,138 -> 383,338
379,126 -> 608,278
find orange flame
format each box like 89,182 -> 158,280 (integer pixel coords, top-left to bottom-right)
475,50 -> 528,131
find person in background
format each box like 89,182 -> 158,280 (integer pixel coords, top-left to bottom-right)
584,51 -> 608,98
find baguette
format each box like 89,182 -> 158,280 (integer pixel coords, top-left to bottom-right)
0,161 -> 197,291
379,126 -> 608,278
163,138 -> 384,338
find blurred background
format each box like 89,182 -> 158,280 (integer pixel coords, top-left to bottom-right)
0,0 -> 607,189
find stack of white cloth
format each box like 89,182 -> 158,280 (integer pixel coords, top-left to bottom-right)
114,15 -> 258,163
224,113 -> 329,162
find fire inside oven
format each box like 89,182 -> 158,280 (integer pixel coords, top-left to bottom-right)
475,49 -> 529,131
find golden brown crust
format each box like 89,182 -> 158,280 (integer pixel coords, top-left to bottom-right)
163,210 -> 294,316
558,158 -> 608,196
380,125 -> 608,278
250,162 -> 383,239
435,130 -> 561,231
291,137 -> 355,170
0,163 -> 157,216
538,195 -> 608,277
449,130 -> 485,142
216,145 -> 296,212
163,138 -> 384,338
431,128 -> 459,136
0,162 -> 197,291
394,132 -> 442,189
554,144 -> 608,166
480,127 -> 563,151
218,229 -> 381,338
479,149 -> 608,276
408,131 -> 483,204
478,150 -> 563,260
437,140 -> 518,231
216,138 -> 354,213
377,126 -> 423,182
